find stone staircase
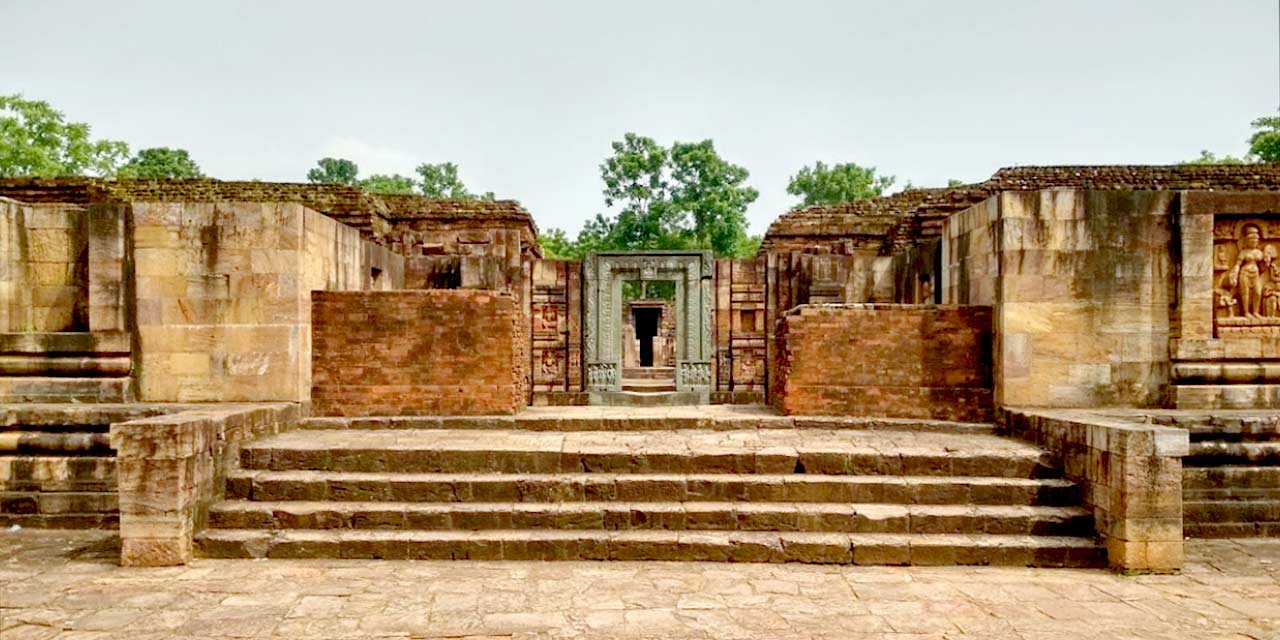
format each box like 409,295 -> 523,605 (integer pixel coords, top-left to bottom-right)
593,367 -> 701,406
1183,414 -> 1280,537
0,404 -> 171,529
197,409 -> 1104,566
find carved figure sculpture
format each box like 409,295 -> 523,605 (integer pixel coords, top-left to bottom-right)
1266,287 -> 1280,318
1216,288 -> 1238,318
1229,223 -> 1268,318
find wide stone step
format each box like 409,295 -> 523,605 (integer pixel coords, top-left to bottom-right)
1184,521 -> 1280,538
622,367 -> 675,380
226,470 -> 1080,506
0,455 -> 116,492
1185,441 -> 1280,467
1184,466 -> 1280,490
0,432 -> 112,455
1184,499 -> 1280,523
207,501 -> 1094,536
195,529 -> 1104,567
620,380 -> 678,393
0,512 -> 118,529
1183,487 -> 1280,501
0,490 -> 117,515
297,414 -> 995,434
240,429 -> 1054,477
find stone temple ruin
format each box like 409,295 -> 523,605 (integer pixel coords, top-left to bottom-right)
4,166 -> 1280,572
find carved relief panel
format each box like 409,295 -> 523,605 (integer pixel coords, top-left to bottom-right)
1213,217 -> 1280,335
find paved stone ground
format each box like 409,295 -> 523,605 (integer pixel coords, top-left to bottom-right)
2,531 -> 1279,639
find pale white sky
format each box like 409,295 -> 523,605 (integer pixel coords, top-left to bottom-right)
2,1 -> 1275,235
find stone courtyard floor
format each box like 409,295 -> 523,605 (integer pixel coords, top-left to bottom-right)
1,531 -> 1279,639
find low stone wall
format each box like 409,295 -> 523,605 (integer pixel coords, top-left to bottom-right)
311,290 -> 525,416
1000,408 -> 1188,572
110,403 -> 298,566
771,304 -> 993,421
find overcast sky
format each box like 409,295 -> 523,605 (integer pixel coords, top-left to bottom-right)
2,1 -> 1276,235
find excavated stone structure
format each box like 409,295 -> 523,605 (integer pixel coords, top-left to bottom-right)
5,165 -> 1280,572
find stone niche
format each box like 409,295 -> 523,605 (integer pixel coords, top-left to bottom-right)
1212,216 -> 1280,334
1174,192 -> 1280,409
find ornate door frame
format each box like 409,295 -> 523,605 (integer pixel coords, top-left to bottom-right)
584,251 -> 714,392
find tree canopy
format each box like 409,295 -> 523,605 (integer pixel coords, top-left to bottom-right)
306,157 -> 360,185
1184,114 -> 1280,164
542,133 -> 759,260
117,147 -> 204,179
359,173 -> 417,194
416,162 -> 493,200
0,94 -> 129,177
1248,115 -> 1280,163
306,157 -> 491,198
785,161 -> 895,209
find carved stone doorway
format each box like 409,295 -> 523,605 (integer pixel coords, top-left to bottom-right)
584,251 -> 714,394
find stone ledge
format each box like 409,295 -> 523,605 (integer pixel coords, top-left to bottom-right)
109,402 -> 299,566
1000,408 -> 1188,573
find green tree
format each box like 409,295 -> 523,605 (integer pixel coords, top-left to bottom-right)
1182,150 -> 1248,165
117,147 -> 204,179
786,161 -> 895,209
596,133 -> 686,251
307,157 -> 360,185
359,173 -> 417,194
670,139 -> 759,254
0,94 -> 129,177
416,162 -> 493,200
539,227 -> 590,260
1249,115 -> 1280,163
580,133 -> 758,257
947,178 -> 966,187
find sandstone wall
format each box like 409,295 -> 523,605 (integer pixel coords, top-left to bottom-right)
529,259 -> 583,404
1172,192 -> 1280,408
939,190 -> 1175,408
0,198 -> 88,332
771,304 -> 993,421
716,258 -> 766,397
311,290 -> 525,416
134,202 -> 403,403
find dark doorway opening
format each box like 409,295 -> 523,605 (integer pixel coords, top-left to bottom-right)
633,307 -> 661,367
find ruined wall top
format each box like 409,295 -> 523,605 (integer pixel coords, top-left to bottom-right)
762,164 -> 1280,256
0,177 -> 539,245
378,194 -> 539,236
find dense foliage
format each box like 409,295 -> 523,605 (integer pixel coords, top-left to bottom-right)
0,94 -> 129,177
117,147 -> 204,179
785,161 -> 895,209
542,133 -> 760,259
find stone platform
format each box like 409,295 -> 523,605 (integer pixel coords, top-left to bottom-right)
5,530 -> 1279,639
197,406 -> 1103,567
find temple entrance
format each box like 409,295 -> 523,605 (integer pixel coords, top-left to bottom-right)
634,307 -> 658,366
584,251 -> 714,403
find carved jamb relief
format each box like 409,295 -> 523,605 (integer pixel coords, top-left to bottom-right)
600,260 -> 614,361
701,277 -> 714,361
586,362 -> 619,389
584,257 -> 597,362
1213,217 -> 1280,335
678,360 -> 712,388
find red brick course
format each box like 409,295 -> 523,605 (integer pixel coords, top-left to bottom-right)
772,304 -> 993,421
311,290 -> 526,416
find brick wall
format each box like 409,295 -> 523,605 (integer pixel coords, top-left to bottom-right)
312,290 -> 525,416
772,304 -> 993,421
